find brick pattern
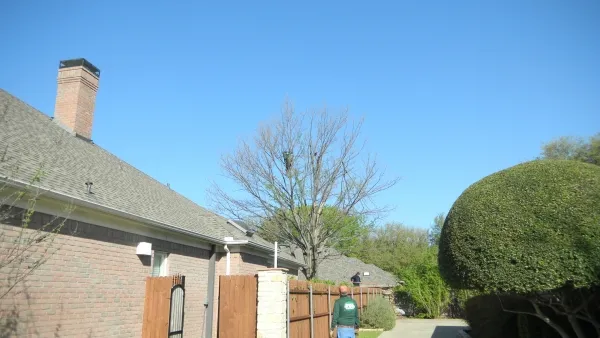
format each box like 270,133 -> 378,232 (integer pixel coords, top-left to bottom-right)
239,252 -> 270,275
167,252 -> 209,336
256,269 -> 287,338
0,209 -> 209,338
54,66 -> 99,139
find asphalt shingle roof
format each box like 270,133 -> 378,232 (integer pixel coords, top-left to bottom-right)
284,247 -> 398,287
0,89 -> 300,264
312,253 -> 399,287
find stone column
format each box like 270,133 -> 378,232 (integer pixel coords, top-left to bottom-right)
257,268 -> 288,338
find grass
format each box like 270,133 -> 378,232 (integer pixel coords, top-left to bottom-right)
358,331 -> 382,338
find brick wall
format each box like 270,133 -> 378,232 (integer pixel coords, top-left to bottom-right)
238,252 -> 269,275
236,252 -> 299,277
0,209 -> 209,338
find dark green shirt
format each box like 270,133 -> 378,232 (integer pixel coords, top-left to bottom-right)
331,295 -> 359,330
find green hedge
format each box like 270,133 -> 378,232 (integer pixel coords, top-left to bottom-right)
439,160 -> 600,293
360,296 -> 396,331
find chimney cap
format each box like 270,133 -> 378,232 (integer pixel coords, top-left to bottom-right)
59,58 -> 101,77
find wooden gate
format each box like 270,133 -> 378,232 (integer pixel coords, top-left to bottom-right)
142,275 -> 186,338
218,275 -> 258,338
168,275 -> 185,337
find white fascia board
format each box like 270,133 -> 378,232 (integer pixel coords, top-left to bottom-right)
0,177 -> 224,247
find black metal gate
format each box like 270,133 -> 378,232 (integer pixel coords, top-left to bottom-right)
169,275 -> 185,337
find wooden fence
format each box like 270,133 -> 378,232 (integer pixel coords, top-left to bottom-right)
218,275 -> 258,338
288,280 -> 383,338
215,275 -> 382,338
142,275 -> 186,338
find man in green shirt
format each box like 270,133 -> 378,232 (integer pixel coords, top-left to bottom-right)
330,285 -> 359,338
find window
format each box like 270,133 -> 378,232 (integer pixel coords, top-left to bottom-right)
151,251 -> 168,277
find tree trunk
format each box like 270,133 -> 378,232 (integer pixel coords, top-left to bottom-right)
302,247 -> 318,280
529,300 -> 572,338
518,314 -> 530,338
309,246 -> 318,280
568,315 -> 586,338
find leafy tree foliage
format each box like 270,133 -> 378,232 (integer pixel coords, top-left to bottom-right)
352,222 -> 468,319
428,212 -> 445,246
354,223 -> 429,274
397,246 -> 450,318
258,205 -> 371,258
541,133 -> 599,165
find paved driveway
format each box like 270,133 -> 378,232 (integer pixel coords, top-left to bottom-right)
378,319 -> 468,338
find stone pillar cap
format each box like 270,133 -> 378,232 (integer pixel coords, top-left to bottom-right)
258,268 -> 289,272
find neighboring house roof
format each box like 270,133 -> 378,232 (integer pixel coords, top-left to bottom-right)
283,246 -> 398,287
311,251 -> 399,287
0,89 -> 302,266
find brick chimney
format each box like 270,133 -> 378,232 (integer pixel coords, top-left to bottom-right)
54,58 -> 100,140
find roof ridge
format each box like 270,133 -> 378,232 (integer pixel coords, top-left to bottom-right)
0,88 -> 229,226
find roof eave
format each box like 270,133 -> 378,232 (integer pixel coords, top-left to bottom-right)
1,176 -> 229,246
2,176 -> 307,268
245,241 -> 307,268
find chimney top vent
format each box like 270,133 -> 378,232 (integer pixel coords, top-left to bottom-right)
59,58 -> 101,77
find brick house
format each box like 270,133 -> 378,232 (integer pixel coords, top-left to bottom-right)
0,59 -> 304,337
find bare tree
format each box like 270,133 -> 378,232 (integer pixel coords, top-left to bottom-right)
0,101 -> 72,302
209,100 -> 398,278
0,171 -> 72,301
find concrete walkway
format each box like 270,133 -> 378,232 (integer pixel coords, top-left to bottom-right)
378,319 -> 468,338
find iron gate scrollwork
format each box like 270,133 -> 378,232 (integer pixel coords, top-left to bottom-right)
169,274 -> 185,338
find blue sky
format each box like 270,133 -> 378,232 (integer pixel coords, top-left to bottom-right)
1,0 -> 599,229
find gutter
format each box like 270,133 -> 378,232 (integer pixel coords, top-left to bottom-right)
224,244 -> 230,275
1,177 -> 228,245
2,177 -> 307,268
245,241 -> 307,268
204,244 -> 216,338
221,237 -> 304,268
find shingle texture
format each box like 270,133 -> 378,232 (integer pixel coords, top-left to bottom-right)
0,89 -> 299,264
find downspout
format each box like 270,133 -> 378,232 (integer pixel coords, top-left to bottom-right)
224,244 -> 230,276
274,241 -> 278,268
204,244 -> 216,338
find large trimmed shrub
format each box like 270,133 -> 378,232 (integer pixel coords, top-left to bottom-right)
360,296 -> 396,331
439,160 -> 600,293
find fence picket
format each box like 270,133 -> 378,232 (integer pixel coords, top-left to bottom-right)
288,281 -> 382,338
218,275 -> 257,338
